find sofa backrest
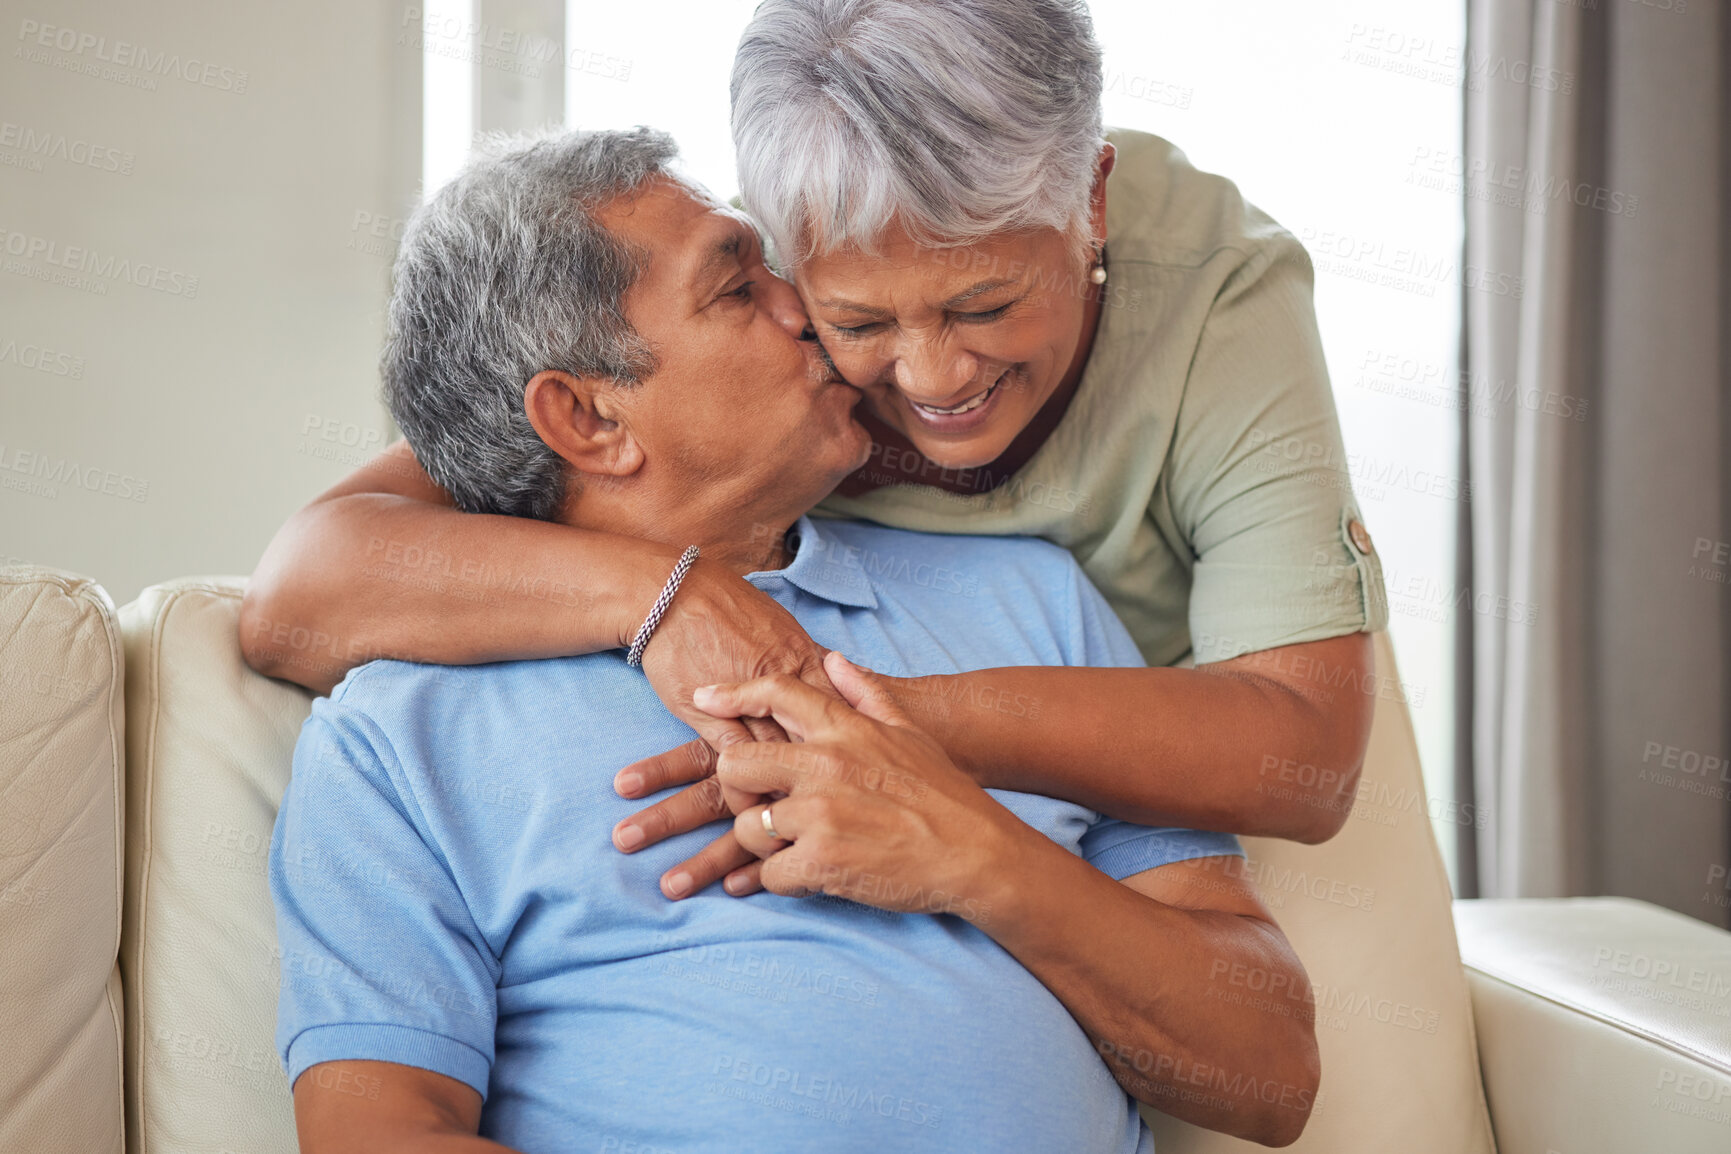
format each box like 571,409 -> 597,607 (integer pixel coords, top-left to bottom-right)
118,577 -> 1495,1152
0,567 -> 126,1154
120,577 -> 313,1154
1144,632 -> 1496,1152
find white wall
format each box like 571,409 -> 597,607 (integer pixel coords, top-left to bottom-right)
1,0 -> 419,604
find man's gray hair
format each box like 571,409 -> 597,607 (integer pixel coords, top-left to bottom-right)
731,0 -> 1104,266
382,126 -> 678,521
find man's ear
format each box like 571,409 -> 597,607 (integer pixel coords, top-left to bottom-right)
523,370 -> 644,481
1089,142 -> 1116,245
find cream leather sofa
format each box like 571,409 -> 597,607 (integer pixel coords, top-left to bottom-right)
4,563 -> 1730,1153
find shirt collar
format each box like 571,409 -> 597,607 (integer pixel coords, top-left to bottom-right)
745,515 -> 879,609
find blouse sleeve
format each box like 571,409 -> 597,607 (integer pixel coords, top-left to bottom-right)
1160,228 -> 1389,664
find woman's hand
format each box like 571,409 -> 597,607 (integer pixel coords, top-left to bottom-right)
612,654 -> 932,900
688,652 -> 1016,919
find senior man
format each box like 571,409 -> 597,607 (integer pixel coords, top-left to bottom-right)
270,127 -> 1317,1154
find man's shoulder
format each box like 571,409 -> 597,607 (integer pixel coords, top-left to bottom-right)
328,657 -> 491,715
322,653 -> 638,736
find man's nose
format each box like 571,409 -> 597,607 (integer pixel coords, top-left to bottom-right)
760,274 -> 812,339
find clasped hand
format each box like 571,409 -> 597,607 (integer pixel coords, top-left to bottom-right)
616,649 -> 1006,920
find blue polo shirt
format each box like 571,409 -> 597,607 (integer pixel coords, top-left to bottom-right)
270,515 -> 1242,1153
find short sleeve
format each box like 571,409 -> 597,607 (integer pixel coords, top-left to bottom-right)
1162,230 -> 1388,664
1080,822 -> 1243,881
270,693 -> 499,1100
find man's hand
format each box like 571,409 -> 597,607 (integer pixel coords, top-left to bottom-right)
635,558 -> 839,751
614,560 -> 853,897
688,651 -> 1019,918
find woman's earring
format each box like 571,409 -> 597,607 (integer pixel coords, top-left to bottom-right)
1089,246 -> 1108,286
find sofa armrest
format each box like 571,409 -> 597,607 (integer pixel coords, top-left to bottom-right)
1454,897 -> 1731,1154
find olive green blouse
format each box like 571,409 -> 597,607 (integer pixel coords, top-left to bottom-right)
814,128 -> 1388,666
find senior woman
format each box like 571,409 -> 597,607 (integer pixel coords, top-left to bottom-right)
242,0 -> 1386,901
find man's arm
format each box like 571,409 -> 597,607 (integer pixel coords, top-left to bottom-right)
294,1061 -> 513,1154
972,848 -> 1317,1144
271,692 -> 505,1151
703,658 -> 1319,1146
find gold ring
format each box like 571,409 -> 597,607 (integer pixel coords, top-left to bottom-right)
761,805 -> 782,842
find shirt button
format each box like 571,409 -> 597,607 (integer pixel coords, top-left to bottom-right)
1348,518 -> 1374,555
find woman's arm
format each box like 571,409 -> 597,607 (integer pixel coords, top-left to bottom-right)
895,631 -> 1377,844
240,441 -> 666,690
704,661 -> 1319,1145
612,632 -> 1376,900
240,441 -> 835,752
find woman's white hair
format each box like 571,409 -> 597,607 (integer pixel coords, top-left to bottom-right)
731,0 -> 1105,267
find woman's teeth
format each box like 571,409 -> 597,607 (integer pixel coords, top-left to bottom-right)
914,383 -> 995,416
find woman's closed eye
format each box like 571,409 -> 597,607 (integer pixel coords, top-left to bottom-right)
830,302 -> 1015,337
956,302 -> 1013,324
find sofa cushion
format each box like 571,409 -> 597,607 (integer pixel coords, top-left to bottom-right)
120,578 -> 313,1154
1142,632 -> 1496,1152
0,566 -> 126,1154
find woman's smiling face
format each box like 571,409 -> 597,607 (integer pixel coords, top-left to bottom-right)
794,221 -> 1097,471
